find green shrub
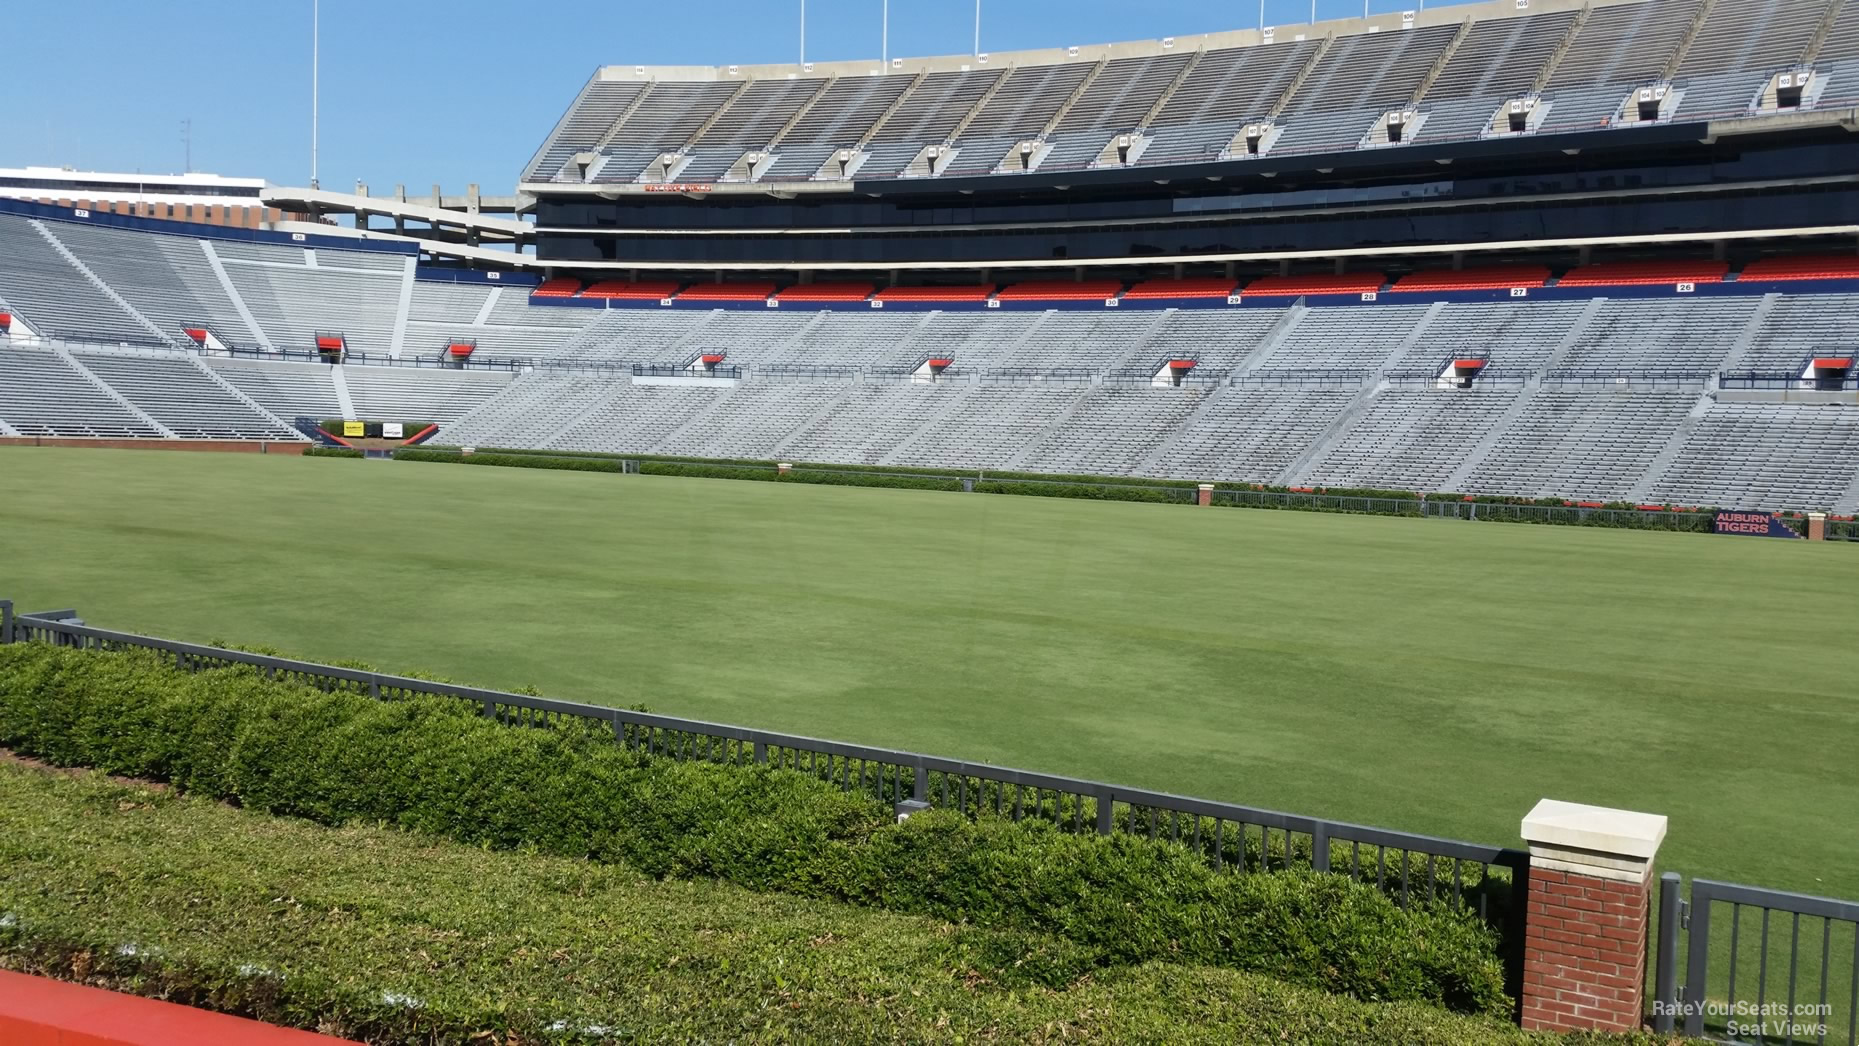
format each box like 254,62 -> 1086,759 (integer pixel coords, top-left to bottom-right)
394,448 -> 626,473
0,642 -> 1508,1016
0,762 -> 1588,1044
974,479 -> 1192,503
302,446 -> 363,459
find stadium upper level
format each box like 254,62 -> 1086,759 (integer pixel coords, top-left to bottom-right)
522,0 -> 1859,195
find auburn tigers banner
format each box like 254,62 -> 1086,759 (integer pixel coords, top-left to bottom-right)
1713,511 -> 1800,538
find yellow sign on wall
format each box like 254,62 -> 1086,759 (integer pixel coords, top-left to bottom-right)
342,421 -> 365,437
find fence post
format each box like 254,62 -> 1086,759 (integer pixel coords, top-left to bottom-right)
754,741 -> 767,765
1653,871 -> 1683,1033
1681,882 -> 1713,1038
1310,822 -> 1330,872
913,765 -> 927,802
1518,799 -> 1667,1034
1095,787 -> 1114,834
0,600 -> 11,645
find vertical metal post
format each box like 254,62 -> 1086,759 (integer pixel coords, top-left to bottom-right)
754,741 -> 768,764
974,0 -> 981,55
882,0 -> 889,65
1311,822 -> 1330,872
1654,872 -> 1683,1033
800,0 -> 806,65
1682,884 -> 1713,1037
913,765 -> 927,802
1503,852 -> 1531,1025
311,0 -> 319,189
0,600 -> 11,645
1095,788 -> 1114,834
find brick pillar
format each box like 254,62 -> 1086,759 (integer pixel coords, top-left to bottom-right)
1519,800 -> 1667,1034
1808,512 -> 1827,540
1197,483 -> 1213,506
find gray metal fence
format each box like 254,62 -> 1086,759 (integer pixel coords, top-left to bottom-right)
1420,499 -> 1717,530
1211,488 -> 1423,515
1656,872 -> 1859,1043
0,598 -> 1528,1007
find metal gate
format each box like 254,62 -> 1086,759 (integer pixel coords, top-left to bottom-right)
1657,873 -> 1859,1043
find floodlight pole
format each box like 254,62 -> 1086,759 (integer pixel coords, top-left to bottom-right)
311,0 -> 320,189
800,0 -> 806,65
974,0 -> 981,56
882,0 -> 889,65
1259,0 -> 1266,28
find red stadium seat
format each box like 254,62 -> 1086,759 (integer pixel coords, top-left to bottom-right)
775,282 -> 876,302
1556,260 -> 1728,287
1122,277 -> 1241,300
873,285 -> 997,302
677,281 -> 780,302
1390,266 -> 1551,291
1240,272 -> 1386,297
582,279 -> 682,300
532,277 -> 583,298
1737,255 -> 1859,283
995,279 -> 1125,301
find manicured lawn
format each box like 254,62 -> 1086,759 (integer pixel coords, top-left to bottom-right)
1,446 -> 1854,901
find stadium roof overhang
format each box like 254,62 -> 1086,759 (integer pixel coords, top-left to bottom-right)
520,107 -> 1859,205
262,185 -> 536,246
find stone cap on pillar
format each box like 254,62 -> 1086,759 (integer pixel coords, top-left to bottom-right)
1522,798 -> 1667,882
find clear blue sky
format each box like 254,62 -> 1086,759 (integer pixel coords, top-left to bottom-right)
1,0 -> 1472,195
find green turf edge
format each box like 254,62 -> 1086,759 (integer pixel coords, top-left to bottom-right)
0,761 -> 1679,1046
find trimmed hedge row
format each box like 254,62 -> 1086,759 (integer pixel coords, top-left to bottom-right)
641,460 -> 967,492
396,447 -> 1789,536
0,642 -> 1508,1016
975,479 -> 1193,503
302,446 -> 363,459
396,448 -> 626,473
423,444 -> 1418,500
1,763 -> 1598,1045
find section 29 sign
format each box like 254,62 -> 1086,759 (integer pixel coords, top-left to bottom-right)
1713,511 -> 1800,538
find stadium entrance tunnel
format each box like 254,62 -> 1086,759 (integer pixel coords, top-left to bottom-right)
1804,357 -> 1853,390
912,357 -> 953,383
1438,358 -> 1487,389
1154,359 -> 1197,387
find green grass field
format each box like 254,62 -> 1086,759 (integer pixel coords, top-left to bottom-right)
2,446 -> 1855,902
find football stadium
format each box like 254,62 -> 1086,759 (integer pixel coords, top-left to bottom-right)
3,0 -> 1859,1041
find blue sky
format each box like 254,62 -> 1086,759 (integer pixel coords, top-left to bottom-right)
1,0 -> 1469,194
